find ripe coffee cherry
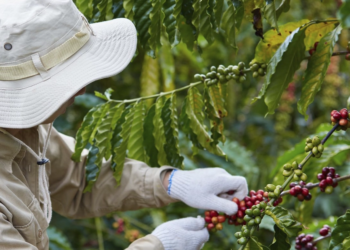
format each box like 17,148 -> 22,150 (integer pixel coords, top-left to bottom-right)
290,182 -> 297,188
306,242 -> 314,249
302,188 -> 309,196
319,180 -> 327,189
340,108 -> 348,119
326,177 -> 333,185
346,53 -> 350,61
294,186 -> 302,194
217,215 -> 226,223
305,234 -> 314,242
332,111 -> 341,120
297,194 -> 305,201
319,227 -> 329,236
216,223 -> 223,230
205,216 -> 212,223
317,173 -> 324,180
211,217 -> 218,224
207,223 -> 215,230
305,194 -> 312,201
339,119 -> 348,126
210,211 -> 219,217
322,167 -> 330,175
289,188 -> 296,196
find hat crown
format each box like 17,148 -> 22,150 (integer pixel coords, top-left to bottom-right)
0,0 -> 83,65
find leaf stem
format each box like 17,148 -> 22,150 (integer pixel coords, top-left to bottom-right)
313,234 -> 332,244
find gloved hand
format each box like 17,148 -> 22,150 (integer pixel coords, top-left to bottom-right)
151,216 -> 209,250
167,168 -> 248,215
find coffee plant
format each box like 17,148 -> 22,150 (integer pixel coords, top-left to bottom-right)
61,0 -> 350,249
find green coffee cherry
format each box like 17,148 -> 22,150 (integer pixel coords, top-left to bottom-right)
300,173 -> 308,181
274,189 -> 280,197
251,64 -> 259,71
312,147 -> 318,155
318,144 -> 324,152
261,64 -> 267,69
307,143 -> 313,150
268,192 -> 276,198
305,146 -> 310,152
283,163 -> 292,170
306,138 -> 312,143
260,201 -> 267,209
245,209 -> 253,216
219,76 -> 226,82
294,169 -> 303,176
242,229 -> 250,237
194,74 -> 202,81
292,161 -> 298,169
254,216 -> 262,224
210,66 -> 216,71
238,237 -> 248,245
234,232 -> 242,238
253,71 -> 259,78
232,66 -> 240,75
248,220 -> 256,226
244,215 -> 253,222
293,174 -> 300,181
238,62 -> 245,69
253,208 -> 261,216
312,136 -> 321,146
258,68 -> 265,75
266,184 -> 276,191
232,74 -> 239,80
226,74 -> 232,80
239,76 -> 246,83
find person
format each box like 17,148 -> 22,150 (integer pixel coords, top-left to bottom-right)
0,0 -> 248,249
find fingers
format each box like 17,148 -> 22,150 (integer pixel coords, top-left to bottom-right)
207,195 -> 239,215
215,175 -> 248,200
189,227 -> 210,249
172,216 -> 206,231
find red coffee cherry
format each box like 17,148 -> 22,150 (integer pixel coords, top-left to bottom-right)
340,108 -> 348,119
346,53 -> 350,61
332,111 -> 341,120
319,227 -> 329,236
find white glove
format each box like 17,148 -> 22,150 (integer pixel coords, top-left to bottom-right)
167,168 -> 248,215
152,216 -> 209,250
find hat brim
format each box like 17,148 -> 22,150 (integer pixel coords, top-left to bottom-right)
0,18 -> 137,129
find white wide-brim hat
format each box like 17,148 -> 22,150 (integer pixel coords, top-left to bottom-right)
0,0 -> 137,128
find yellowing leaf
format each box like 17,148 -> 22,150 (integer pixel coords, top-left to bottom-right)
304,20 -> 338,50
253,19 -> 309,63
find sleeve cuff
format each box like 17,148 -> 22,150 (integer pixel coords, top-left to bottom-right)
126,234 -> 164,250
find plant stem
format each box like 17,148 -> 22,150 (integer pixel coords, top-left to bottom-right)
321,123 -> 340,144
313,234 -> 332,244
280,174 -> 350,196
95,217 -> 105,250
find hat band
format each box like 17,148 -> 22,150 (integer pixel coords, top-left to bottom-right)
0,23 -> 91,81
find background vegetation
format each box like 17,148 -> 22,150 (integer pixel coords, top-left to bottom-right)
49,0 -> 350,249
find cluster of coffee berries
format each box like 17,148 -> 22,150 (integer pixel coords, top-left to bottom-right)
318,167 -> 340,193
249,62 -> 267,78
289,181 -> 312,202
305,136 -> 323,158
319,224 -> 331,236
309,41 -> 319,56
295,233 -> 317,250
193,63 -> 248,85
346,41 -> 350,61
125,229 -> 142,243
234,225 -> 250,245
243,201 -> 267,227
204,210 -> 226,232
331,108 -> 350,130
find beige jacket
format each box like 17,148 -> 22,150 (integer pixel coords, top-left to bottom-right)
0,124 -> 176,250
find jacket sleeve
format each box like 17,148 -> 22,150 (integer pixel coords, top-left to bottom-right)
0,205 -> 37,250
125,235 -> 164,250
46,126 -> 177,219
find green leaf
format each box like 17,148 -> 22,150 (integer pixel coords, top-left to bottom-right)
207,84 -> 228,118
161,95 -> 184,168
140,55 -> 160,106
179,96 -> 204,151
258,25 -> 308,115
123,0 -> 134,20
112,0 -> 126,18
143,104 -> 159,167
90,103 -> 110,143
270,225 -> 291,250
192,0 -> 214,44
179,0 -> 196,50
111,104 -> 135,185
72,104 -> 104,162
76,0 -> 93,20
329,210 -> 350,250
134,0 -> 152,53
275,0 -> 290,19
94,103 -> 113,162
233,0 -> 244,30
95,91 -> 109,101
149,0 -> 166,55
239,237 -> 270,250
47,227 -> 73,250
213,0 -> 224,30
159,38 -> 175,92
153,97 -> 170,166
84,143 -> 100,192
186,87 -> 225,156
337,0 -> 350,28
163,0 -> 181,46
128,101 -> 147,162
96,0 -> 108,21
221,2 -> 237,48
297,25 -> 342,118
265,206 -> 303,237
263,0 -> 278,33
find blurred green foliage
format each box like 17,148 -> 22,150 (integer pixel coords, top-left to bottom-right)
50,0 -> 350,249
